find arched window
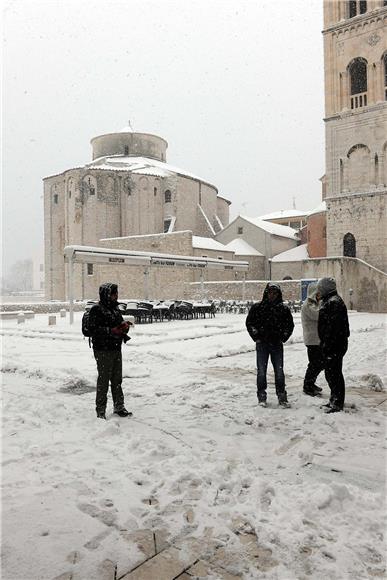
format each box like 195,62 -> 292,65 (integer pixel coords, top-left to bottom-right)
343,233 -> 356,257
164,190 -> 171,203
283,276 -> 293,280
349,58 -> 367,108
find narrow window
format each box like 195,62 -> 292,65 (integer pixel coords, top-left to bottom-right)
217,256 -> 223,260
343,233 -> 356,257
163,219 -> 171,233
238,226 -> 243,235
87,263 -> 94,276
375,154 -> 379,185
359,1 -> 367,14
88,177 -> 95,195
349,0 -> 357,17
350,59 -> 367,95
164,190 -> 171,203
202,255 -> 208,258
154,187 -> 157,196
384,53 -> 387,100
124,145 -> 129,155
53,194 -> 58,204
323,226 -> 327,238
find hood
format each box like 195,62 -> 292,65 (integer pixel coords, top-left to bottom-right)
306,282 -> 318,302
317,277 -> 337,298
262,282 -> 283,304
99,282 -> 118,306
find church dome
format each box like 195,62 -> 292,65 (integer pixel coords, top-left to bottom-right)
91,124 -> 168,162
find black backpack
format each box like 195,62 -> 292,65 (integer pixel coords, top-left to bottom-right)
82,305 -> 98,342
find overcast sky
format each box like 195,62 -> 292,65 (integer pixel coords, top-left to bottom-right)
3,0 -> 324,272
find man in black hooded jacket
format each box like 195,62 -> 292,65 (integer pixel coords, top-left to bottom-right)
246,283 -> 294,407
317,277 -> 350,413
88,282 -> 132,419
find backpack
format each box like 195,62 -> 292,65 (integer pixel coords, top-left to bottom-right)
82,305 -> 98,345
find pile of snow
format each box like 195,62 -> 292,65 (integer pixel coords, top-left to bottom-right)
258,209 -> 309,220
308,201 -> 327,216
192,236 -> 231,252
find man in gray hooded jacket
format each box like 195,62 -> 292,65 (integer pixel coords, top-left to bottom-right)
317,277 -> 350,413
301,282 -> 324,397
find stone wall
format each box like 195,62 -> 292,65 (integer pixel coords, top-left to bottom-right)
274,256 -> 386,312
326,192 -> 387,272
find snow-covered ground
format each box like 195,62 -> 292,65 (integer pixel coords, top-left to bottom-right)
1,311 -> 386,579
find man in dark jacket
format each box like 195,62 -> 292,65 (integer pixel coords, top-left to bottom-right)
246,283 -> 294,408
317,277 -> 350,414
88,282 -> 132,419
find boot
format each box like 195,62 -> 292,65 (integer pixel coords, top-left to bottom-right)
303,385 -> 322,397
97,411 -> 106,419
114,407 -> 133,417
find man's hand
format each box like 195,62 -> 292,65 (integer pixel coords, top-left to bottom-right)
111,326 -> 124,336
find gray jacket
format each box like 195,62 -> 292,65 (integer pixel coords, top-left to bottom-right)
301,283 -> 320,346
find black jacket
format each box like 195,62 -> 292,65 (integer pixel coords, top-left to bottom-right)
89,283 -> 126,352
246,284 -> 294,345
318,291 -> 350,356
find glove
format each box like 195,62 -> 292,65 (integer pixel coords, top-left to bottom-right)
111,326 -> 124,336
118,321 -> 130,333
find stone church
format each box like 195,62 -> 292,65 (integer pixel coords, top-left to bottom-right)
323,0 -> 387,272
44,125 -> 231,299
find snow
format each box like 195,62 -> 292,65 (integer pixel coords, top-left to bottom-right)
223,238 -> 264,256
192,236 -> 231,252
272,243 -> 309,262
1,311 -> 386,579
258,209 -> 309,220
308,201 -> 327,216
240,216 -> 299,239
86,155 -> 215,186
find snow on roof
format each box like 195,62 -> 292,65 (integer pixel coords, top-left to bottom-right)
119,122 -> 134,133
258,209 -> 309,220
271,243 -> 309,262
86,156 -> 215,186
240,215 -> 299,239
308,201 -> 327,216
223,238 -> 263,256
192,236 -> 231,252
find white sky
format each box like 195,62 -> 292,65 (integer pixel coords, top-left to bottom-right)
2,0 -> 324,272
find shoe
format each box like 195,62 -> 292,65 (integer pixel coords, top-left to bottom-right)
114,408 -> 133,417
321,402 -> 332,409
97,412 -> 106,419
278,400 -> 291,409
325,406 -> 342,414
303,386 -> 322,397
258,401 -> 267,408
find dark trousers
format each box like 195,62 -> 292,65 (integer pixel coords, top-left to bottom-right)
256,342 -> 287,402
324,345 -> 347,410
94,350 -> 124,414
304,345 -> 325,388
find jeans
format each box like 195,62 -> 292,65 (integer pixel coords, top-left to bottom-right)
256,342 -> 287,402
94,350 -> 124,414
304,345 -> 325,389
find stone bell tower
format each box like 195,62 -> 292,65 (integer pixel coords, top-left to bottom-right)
323,0 -> 387,271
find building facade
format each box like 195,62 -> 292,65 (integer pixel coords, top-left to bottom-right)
44,126 -> 230,299
323,0 -> 387,271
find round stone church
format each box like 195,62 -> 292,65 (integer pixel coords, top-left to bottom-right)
44,125 -> 230,298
